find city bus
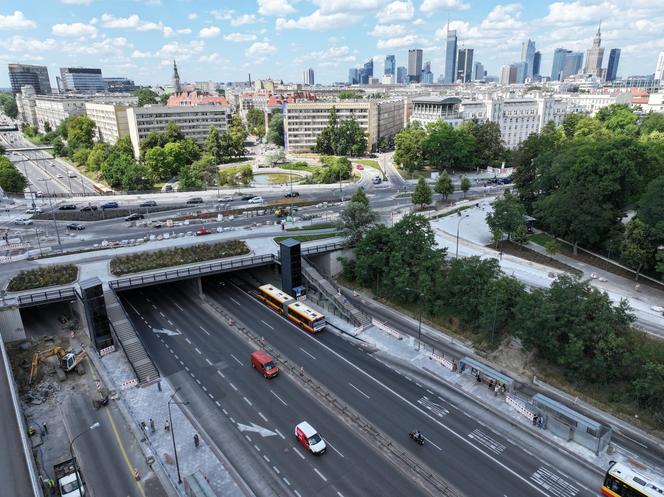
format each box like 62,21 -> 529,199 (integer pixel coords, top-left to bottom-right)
601,461 -> 664,497
257,284 -> 326,333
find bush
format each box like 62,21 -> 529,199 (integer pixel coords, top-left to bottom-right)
110,240 -> 249,275
8,265 -> 78,291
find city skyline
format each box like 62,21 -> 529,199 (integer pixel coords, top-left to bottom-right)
1,1 -> 663,88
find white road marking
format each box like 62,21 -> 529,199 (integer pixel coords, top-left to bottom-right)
275,429 -> 285,440
184,338 -> 191,345
294,490 -> 302,497
258,412 -> 268,422
273,466 -> 280,475
469,429 -> 506,455
254,444 -> 260,452
195,347 -> 202,355
199,326 -> 211,336
167,320 -> 173,326
208,393 -> 214,399
270,390 -> 287,406
530,467 -> 579,497
230,354 -> 243,366
422,436 -> 443,451
298,347 -> 316,360
337,492 -> 346,497
261,320 -> 274,330
174,303 -> 184,311
205,358 -> 213,366
283,477 -> 291,486
201,386 -> 207,392
229,382 -> 238,392
230,297 -> 241,305
313,468 -> 327,482
184,366 -> 190,372
195,379 -> 201,385
326,440 -> 345,458
620,434 -> 648,449
292,446 -> 305,460
159,311 -> 165,318
349,383 -> 370,399
243,396 -> 253,406
263,455 -> 270,463
151,304 -> 157,310
217,370 -> 225,379
215,401 -> 221,407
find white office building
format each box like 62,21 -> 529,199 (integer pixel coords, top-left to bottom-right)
655,52 -> 664,82
410,97 -> 463,127
84,102 -> 132,145
126,104 -> 231,158
15,86 -> 38,127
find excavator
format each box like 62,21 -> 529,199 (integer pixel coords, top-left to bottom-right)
29,347 -> 87,386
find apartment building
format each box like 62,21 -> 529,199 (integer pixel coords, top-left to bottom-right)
126,104 -> 230,158
84,102 -> 131,145
557,92 -> 631,115
284,99 -> 406,153
15,86 -> 38,127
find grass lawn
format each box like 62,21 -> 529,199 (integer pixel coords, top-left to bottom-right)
528,233 -> 556,247
280,162 -> 317,173
274,233 -> 339,243
398,167 -> 431,180
353,159 -> 382,171
286,222 -> 336,231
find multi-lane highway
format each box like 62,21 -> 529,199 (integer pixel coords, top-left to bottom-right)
120,278 -> 604,497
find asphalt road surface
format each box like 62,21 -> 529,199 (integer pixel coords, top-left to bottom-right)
121,285 -> 428,497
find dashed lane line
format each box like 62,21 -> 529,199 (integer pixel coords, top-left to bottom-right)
298,347 -> 316,360
230,354 -> 243,366
270,390 -> 287,406
261,320 -> 274,330
199,326 -> 211,336
313,468 -> 327,482
349,383 -> 371,399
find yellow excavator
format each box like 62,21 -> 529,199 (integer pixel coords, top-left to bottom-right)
29,347 -> 87,386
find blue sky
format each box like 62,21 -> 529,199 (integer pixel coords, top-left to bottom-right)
1,0 -> 663,87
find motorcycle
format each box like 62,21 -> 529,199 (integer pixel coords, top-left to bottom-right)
409,431 -> 425,445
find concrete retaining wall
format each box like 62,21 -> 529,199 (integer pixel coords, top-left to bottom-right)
0,306 -> 26,342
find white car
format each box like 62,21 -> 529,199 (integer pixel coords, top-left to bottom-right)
14,218 -> 33,225
248,196 -> 264,204
25,208 -> 43,214
217,195 -> 234,202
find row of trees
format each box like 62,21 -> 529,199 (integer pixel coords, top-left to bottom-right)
0,156 -> 27,192
341,213 -> 664,414
0,93 -> 18,119
394,119 -> 506,173
411,174 -> 472,208
511,105 -> 664,278
315,108 -> 367,157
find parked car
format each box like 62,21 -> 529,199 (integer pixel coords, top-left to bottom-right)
25,208 -> 43,214
101,201 -> 119,209
58,204 -> 77,211
186,197 -> 204,204
14,218 -> 33,225
284,191 -> 300,198
196,227 -> 212,236
248,196 -> 264,204
79,205 -> 98,212
217,195 -> 234,202
125,213 -> 145,221
66,223 -> 85,231
355,164 -> 364,170
139,200 -> 157,207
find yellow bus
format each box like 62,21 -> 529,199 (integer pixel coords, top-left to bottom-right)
601,461 -> 664,497
257,284 -> 326,333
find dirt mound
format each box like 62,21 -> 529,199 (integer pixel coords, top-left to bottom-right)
486,338 -> 535,382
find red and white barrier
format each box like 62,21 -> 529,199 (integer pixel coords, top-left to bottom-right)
506,394 -> 535,421
120,378 -> 138,390
429,352 -> 454,371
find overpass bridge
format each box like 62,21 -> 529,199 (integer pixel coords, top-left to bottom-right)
6,145 -> 54,152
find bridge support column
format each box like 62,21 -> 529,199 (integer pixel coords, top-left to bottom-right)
181,277 -> 203,298
0,305 -> 26,343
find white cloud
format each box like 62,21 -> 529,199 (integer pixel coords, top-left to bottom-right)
163,26 -> 174,37
155,40 -> 204,60
210,9 -> 234,20
376,33 -> 420,48
231,14 -> 257,26
277,10 -> 362,30
199,26 -> 221,38
51,22 -> 97,38
100,13 -> 163,31
224,32 -> 257,42
295,45 -> 356,67
420,0 -> 469,13
177,28 -> 191,35
188,13 -> 198,20
246,41 -> 277,57
198,53 -> 224,63
67,37 -> 131,56
544,1 -> 611,25
4,36 -> 57,52
312,0 -> 389,14
61,0 -> 92,4
376,1 -> 414,23
0,11 -> 36,30
131,49 -> 151,58
369,24 -> 406,37
258,0 -> 296,16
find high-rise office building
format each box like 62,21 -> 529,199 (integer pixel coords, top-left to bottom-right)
444,25 -> 458,84
532,51 -> 542,78
396,66 -> 407,84
500,64 -> 517,85
514,62 -> 528,84
521,39 -> 536,80
8,63 -> 52,94
551,48 -> 570,81
584,22 -> 604,77
562,52 -> 584,80
172,60 -> 182,93
408,49 -> 423,83
104,77 -> 138,93
473,62 -> 485,81
361,59 -> 374,84
384,55 -> 396,76
656,52 -> 664,81
605,49 -> 620,81
304,68 -> 315,85
456,48 -> 473,83
348,68 -> 360,84
59,67 -> 106,93
421,61 -> 433,84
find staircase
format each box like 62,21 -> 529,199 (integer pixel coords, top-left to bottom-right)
302,259 -> 370,328
104,289 -> 159,385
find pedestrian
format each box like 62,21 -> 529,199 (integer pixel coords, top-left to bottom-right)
43,423 -> 48,435
538,416 -> 544,429
532,415 -> 538,426
165,420 -> 170,432
488,379 -> 494,390
476,373 -> 481,383
194,433 -> 200,448
494,384 -> 499,397
149,418 -> 155,433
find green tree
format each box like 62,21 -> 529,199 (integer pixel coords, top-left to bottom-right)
87,143 -> 110,172
229,115 -> 248,157
164,121 -> 185,143
543,239 -> 560,256
100,151 -> 150,190
239,165 -> 253,186
486,192 -> 526,244
460,176 -> 471,198
477,275 -> 525,344
336,118 -> 367,156
267,110 -> 284,146
0,157 -> 27,192
190,154 -> 217,186
633,362 -> 664,411
132,88 -> 159,107
393,122 -> 426,173
596,104 -> 639,136
412,177 -> 432,208
114,136 -> 134,157
315,108 -> 339,155
561,113 -> 584,139
338,201 -> 378,245
462,120 -> 505,167
63,115 -> 96,152
350,187 -> 369,206
246,108 -> 266,138
0,93 -> 18,118
640,112 -> 664,135
144,146 -> 170,181
434,171 -> 454,200
638,175 -> 664,240
620,218 -> 657,280
205,127 -> 223,163
71,147 -> 91,167
178,164 -> 203,190
139,131 -> 167,158
424,121 -> 477,171
159,93 -> 171,105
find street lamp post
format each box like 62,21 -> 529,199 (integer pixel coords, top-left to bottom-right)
405,287 -> 424,351
69,422 -> 100,496
168,388 -> 189,484
455,213 -> 470,259
37,178 -> 63,253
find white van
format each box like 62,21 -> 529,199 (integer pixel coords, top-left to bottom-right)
294,421 -> 326,455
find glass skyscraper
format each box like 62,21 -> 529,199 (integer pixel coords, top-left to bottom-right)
384,55 -> 396,76
551,48 -> 571,81
606,49 -> 621,81
444,27 -> 457,83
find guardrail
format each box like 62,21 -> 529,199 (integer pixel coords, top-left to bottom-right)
16,287 -> 78,307
301,241 -> 345,255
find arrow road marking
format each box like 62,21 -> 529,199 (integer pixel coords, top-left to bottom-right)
237,422 -> 277,438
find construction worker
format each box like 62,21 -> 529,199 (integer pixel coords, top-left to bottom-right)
193,433 -> 200,448
164,420 -> 170,432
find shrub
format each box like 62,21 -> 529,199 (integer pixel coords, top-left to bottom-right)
8,265 -> 78,291
110,240 -> 249,275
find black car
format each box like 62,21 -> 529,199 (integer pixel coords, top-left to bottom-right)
58,204 -> 77,211
80,205 -> 98,212
186,197 -> 204,204
285,191 -> 300,198
139,200 -> 157,207
241,194 -> 254,201
125,213 -> 145,221
101,201 -> 119,209
66,223 -> 85,231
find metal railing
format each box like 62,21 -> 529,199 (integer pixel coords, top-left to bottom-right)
16,287 -> 78,307
301,241 -> 345,255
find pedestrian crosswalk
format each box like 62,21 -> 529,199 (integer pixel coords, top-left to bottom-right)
468,428 -> 506,455
417,396 -> 449,418
530,467 -> 579,497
